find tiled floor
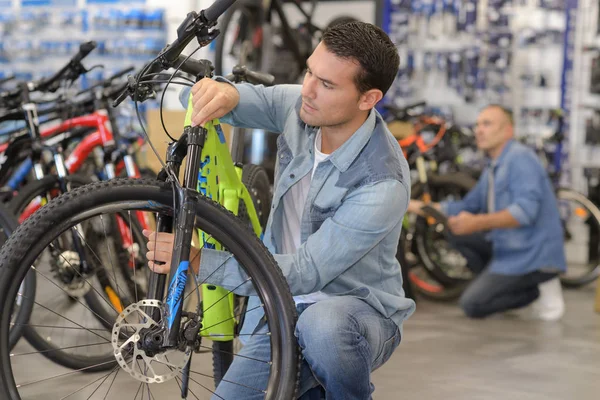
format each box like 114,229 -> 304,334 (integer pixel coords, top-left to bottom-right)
9,284 -> 600,399
373,285 -> 600,400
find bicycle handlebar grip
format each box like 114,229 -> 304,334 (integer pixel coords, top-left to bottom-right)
177,55 -> 204,76
108,66 -> 135,82
204,0 -> 237,22
73,41 -> 97,63
0,75 -> 15,86
177,55 -> 214,78
112,85 -> 131,108
244,69 -> 275,86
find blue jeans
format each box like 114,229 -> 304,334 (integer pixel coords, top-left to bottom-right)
213,296 -> 401,400
449,233 -> 557,318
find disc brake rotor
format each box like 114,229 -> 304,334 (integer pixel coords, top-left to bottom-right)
112,300 -> 192,384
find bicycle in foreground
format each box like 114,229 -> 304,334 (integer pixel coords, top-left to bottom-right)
0,1 -> 299,398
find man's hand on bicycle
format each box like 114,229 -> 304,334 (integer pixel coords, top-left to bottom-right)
191,78 -> 240,127
142,230 -> 201,274
407,200 -> 442,216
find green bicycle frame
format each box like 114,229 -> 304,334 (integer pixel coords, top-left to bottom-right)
184,95 -> 263,341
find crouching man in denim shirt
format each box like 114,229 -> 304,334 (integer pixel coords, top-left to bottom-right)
409,105 -> 566,321
144,22 -> 416,399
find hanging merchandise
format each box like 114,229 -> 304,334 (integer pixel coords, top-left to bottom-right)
380,0 -> 569,131
585,110 -> 600,145
591,53 -> 600,94
0,0 -> 167,137
447,51 -> 462,91
0,0 -> 166,90
463,46 -> 479,102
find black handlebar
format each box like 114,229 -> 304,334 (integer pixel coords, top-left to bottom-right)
0,41 -> 97,107
159,0 -> 237,65
226,65 -> 275,86
36,41 -> 97,93
76,66 -> 135,97
113,0 -> 239,107
107,66 -> 136,84
204,0 -> 237,22
0,75 -> 15,86
0,100 -> 70,124
175,55 -> 213,77
72,41 -> 96,64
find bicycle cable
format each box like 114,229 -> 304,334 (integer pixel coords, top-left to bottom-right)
159,45 -> 203,142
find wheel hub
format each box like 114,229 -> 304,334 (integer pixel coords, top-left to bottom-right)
54,250 -> 92,297
111,300 -> 192,384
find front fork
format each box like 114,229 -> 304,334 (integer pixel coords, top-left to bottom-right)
54,152 -> 94,278
144,126 -> 235,398
145,126 -> 206,348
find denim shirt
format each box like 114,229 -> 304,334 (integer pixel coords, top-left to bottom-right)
194,83 -> 416,335
441,140 -> 566,275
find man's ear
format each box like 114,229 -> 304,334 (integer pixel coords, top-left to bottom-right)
359,89 -> 383,111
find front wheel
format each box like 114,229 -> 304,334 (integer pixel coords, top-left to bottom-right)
0,179 -> 299,400
411,174 -> 475,287
557,188 -> 600,288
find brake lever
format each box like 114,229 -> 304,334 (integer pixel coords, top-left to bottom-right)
112,75 -> 157,107
112,79 -> 134,107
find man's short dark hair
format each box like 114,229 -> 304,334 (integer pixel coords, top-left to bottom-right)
485,104 -> 514,126
322,21 -> 399,96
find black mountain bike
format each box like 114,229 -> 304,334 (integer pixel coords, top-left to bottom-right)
214,0 -> 357,83
0,1 -> 299,399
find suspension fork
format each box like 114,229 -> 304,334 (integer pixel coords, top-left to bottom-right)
51,150 -> 95,279
144,127 -> 206,348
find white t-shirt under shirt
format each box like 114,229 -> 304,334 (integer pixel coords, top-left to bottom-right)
280,129 -> 331,305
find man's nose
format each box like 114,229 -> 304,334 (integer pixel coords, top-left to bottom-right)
301,75 -> 316,99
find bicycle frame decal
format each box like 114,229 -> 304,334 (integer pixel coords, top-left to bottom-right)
180,93 -> 265,340
215,124 -> 227,144
165,261 -> 189,329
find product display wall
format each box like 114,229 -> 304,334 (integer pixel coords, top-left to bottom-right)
379,0 -> 600,193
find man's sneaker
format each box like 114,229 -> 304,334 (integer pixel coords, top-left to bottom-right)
530,277 -> 565,321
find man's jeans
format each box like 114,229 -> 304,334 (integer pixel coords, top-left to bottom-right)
212,296 -> 401,400
450,234 -> 557,318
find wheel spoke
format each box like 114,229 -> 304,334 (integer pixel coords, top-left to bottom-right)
59,365 -> 120,400
187,374 -> 226,400
16,360 -> 116,388
133,381 -> 144,400
199,344 -> 269,364
31,265 -> 115,328
174,376 -> 202,400
101,366 -> 120,400
189,370 -> 265,394
11,323 -> 109,332
18,291 -> 112,342
50,242 -> 121,317
201,277 -> 252,315
11,341 -> 109,357
200,304 -> 263,334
